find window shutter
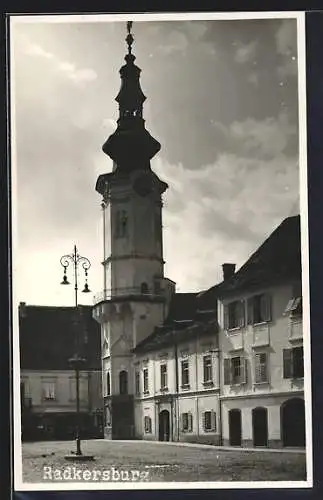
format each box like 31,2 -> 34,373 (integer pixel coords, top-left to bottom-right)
211,411 -> 216,431
284,298 -> 295,316
240,358 -> 247,384
180,413 -> 184,432
188,413 -> 193,432
223,358 -> 231,385
283,349 -> 293,379
247,297 -> 254,325
224,305 -> 229,330
203,412 -> 207,430
239,300 -> 245,327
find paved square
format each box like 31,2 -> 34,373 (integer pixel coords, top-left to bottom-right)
21,440 -> 306,483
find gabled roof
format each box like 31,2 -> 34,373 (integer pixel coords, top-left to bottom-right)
215,215 -> 301,297
19,304 -> 101,371
133,291 -> 218,354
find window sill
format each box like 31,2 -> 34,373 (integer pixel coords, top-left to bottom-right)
181,385 -> 190,390
204,428 -> 216,433
181,429 -> 193,433
160,387 -> 169,392
202,381 -> 214,387
253,381 -> 270,386
143,391 -> 150,396
252,321 -> 270,327
227,327 -> 242,334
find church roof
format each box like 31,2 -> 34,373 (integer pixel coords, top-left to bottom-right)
19,304 -> 101,371
214,215 -> 301,297
133,292 -> 218,354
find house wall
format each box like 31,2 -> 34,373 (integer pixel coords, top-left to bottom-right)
133,332 -> 220,444
218,283 -> 304,447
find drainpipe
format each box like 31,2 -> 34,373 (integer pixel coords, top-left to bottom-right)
195,336 -> 199,440
218,347 -> 223,446
174,338 -> 179,441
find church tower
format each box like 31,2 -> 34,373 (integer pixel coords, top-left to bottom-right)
93,22 -> 175,439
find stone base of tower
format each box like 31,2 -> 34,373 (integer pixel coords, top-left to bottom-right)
104,395 -> 135,440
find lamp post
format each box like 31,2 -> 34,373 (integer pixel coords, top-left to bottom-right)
60,245 -> 91,458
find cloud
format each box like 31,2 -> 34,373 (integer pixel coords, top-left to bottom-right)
153,148 -> 299,292
229,111 -> 297,159
17,32 -> 97,87
275,19 -> 297,57
247,72 -> 259,86
234,40 -> 257,64
275,19 -> 298,79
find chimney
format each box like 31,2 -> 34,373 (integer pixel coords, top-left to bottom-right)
222,263 -> 236,281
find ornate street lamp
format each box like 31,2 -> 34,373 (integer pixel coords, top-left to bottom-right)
60,245 -> 93,459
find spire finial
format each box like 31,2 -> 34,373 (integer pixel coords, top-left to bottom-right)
126,21 -> 134,54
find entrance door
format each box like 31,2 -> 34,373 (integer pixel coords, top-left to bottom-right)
252,407 -> 268,447
281,398 -> 305,447
159,410 -> 170,442
229,409 -> 242,446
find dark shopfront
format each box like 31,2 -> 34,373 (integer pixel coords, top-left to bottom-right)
21,411 -> 104,442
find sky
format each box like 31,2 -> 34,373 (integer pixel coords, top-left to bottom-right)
10,14 -> 301,307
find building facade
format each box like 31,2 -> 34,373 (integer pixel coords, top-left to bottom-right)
216,216 -> 304,448
93,23 -> 306,448
19,303 -> 103,441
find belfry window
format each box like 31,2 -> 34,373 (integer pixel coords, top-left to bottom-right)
115,210 -> 128,238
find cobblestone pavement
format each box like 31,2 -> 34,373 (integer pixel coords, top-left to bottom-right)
21,439 -> 307,484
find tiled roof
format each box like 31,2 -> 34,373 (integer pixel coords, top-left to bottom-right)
19,304 -> 101,370
133,292 -> 218,354
215,215 -> 301,296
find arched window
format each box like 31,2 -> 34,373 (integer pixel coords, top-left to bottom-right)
119,370 -> 128,395
141,282 -> 149,295
107,372 -> 111,396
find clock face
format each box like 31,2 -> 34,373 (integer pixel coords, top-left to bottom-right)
133,173 -> 153,197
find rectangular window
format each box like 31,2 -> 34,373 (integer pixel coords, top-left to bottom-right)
225,300 -> 245,329
144,416 -> 152,433
160,363 -> 168,390
283,346 -> 304,379
135,371 -> 140,395
143,368 -> 149,393
181,412 -> 193,432
203,354 -> 213,384
115,210 -> 128,239
254,352 -> 268,383
223,357 -> 247,385
248,294 -> 271,325
181,359 -> 190,387
203,411 -> 216,431
42,381 -> 56,401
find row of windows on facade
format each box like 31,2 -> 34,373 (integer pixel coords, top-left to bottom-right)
104,346 -> 303,396
21,379 -> 87,402
225,294 -> 302,330
143,411 -> 217,434
223,346 -> 303,385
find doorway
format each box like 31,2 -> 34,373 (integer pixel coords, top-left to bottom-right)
252,407 -> 268,447
229,409 -> 242,446
159,410 -> 170,442
281,398 -> 305,447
